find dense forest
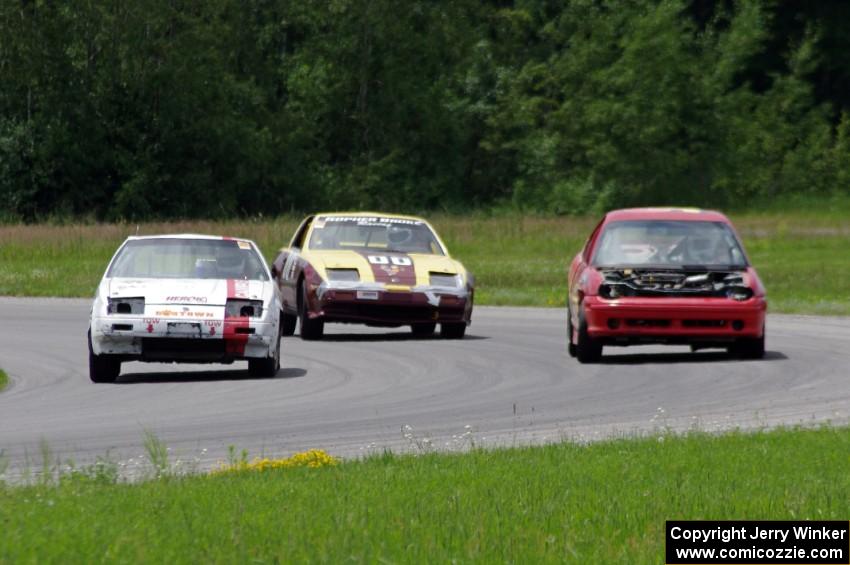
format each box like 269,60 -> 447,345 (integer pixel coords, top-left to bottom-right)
1,0 -> 850,220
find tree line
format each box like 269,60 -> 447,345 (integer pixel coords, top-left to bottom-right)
1,0 -> 849,221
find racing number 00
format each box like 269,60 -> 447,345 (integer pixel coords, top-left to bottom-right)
367,255 -> 412,266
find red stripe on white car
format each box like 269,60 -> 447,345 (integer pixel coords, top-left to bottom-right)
228,278 -> 250,299
225,279 -> 250,355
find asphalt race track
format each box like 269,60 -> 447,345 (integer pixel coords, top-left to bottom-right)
1,297 -> 849,476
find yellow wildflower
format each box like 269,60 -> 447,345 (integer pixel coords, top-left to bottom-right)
212,449 -> 339,475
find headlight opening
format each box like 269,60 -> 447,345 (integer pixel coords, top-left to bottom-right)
326,268 -> 361,282
429,272 -> 461,288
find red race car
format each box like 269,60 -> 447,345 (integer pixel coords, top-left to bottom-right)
567,208 -> 766,362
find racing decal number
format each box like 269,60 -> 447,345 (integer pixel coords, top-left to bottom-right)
367,255 -> 412,266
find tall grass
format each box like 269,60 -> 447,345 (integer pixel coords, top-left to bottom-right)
0,218 -> 300,298
0,212 -> 847,314
143,430 -> 170,480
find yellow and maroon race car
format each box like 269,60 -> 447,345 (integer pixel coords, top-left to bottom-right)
271,213 -> 474,340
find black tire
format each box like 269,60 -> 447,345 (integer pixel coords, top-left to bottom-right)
88,330 -> 120,383
575,310 -> 602,364
411,322 -> 436,336
281,310 -> 297,336
729,331 -> 765,360
249,337 -> 280,378
441,322 -> 466,339
298,282 -> 324,340
567,307 -> 577,358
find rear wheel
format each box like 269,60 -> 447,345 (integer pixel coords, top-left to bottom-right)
411,322 -> 436,336
280,310 -> 297,336
440,322 -> 466,339
88,330 -> 120,383
298,282 -> 324,340
249,337 -> 280,377
575,310 -> 602,364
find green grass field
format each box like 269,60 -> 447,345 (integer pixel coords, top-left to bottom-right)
1,426 -> 848,563
0,209 -> 848,314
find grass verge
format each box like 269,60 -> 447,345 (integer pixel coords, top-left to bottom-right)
0,369 -> 7,392
1,426 -> 848,563
0,209 -> 848,314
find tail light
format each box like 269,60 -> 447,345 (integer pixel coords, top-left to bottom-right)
225,299 -> 264,318
107,297 -> 145,315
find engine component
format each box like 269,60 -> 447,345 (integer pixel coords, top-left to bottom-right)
598,269 -> 752,299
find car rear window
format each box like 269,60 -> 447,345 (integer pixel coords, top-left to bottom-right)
108,238 -> 269,280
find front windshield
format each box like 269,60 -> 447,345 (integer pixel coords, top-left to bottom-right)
308,216 -> 445,255
108,238 -> 269,280
592,220 -> 748,268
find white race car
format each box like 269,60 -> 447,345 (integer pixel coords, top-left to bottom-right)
88,234 -> 281,382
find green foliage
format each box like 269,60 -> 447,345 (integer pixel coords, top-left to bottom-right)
61,456 -> 120,488
1,426 -> 849,562
0,369 -> 8,392
0,1 -> 849,220
1,207 -> 848,313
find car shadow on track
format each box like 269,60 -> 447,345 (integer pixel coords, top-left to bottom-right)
598,350 -> 787,365
314,333 -> 490,342
115,367 -> 307,384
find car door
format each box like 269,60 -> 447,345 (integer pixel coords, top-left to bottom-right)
273,216 -> 313,313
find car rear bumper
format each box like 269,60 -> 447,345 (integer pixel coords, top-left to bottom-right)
583,295 -> 766,345
310,282 -> 472,326
90,315 -> 277,361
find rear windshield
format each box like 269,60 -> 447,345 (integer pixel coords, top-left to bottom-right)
592,220 -> 748,268
108,238 -> 269,280
308,216 -> 444,255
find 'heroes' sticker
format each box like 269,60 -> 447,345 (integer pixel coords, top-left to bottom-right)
155,309 -> 215,318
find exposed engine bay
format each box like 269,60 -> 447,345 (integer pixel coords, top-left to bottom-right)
598,269 -> 753,300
